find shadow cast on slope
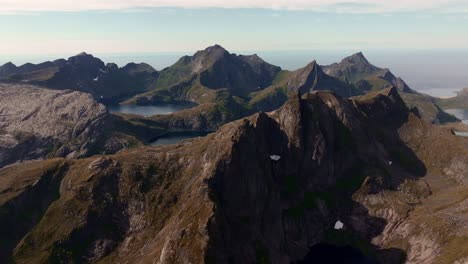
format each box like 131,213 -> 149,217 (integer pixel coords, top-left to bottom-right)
0,162 -> 68,262
205,91 -> 427,264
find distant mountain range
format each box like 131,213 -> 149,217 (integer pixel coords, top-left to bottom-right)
0,47 -> 467,263
1,86 -> 467,263
0,45 -> 464,125
322,51 -> 413,93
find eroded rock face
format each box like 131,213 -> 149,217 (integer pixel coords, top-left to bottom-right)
0,83 -> 108,167
0,88 -> 466,263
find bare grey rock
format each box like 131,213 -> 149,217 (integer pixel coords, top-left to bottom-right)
0,83 -> 108,167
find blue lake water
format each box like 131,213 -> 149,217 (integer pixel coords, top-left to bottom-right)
150,131 -> 213,146
445,109 -> 468,124
108,103 -> 194,117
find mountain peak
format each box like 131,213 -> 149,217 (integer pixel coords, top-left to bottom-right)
204,44 -> 228,53
75,52 -> 90,57
344,51 -> 370,65
191,44 -> 230,63
305,60 -> 318,68
1,62 -> 16,68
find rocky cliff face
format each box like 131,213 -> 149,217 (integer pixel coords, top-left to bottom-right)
323,52 -> 413,93
437,87 -> 468,110
0,83 -> 108,167
0,61 -> 61,80
1,53 -> 159,104
1,87 -> 466,263
127,45 -> 282,106
0,83 -> 160,168
159,44 -> 281,96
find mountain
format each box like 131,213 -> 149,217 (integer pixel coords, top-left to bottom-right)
323,52 -> 413,93
1,53 -> 159,104
1,87 -> 467,263
0,60 -> 64,82
127,44 -> 282,105
248,61 -> 359,112
0,83 -> 162,168
398,92 -> 459,124
436,87 -> 468,109
1,48 -> 461,126
322,52 -> 462,124
0,60 -> 62,79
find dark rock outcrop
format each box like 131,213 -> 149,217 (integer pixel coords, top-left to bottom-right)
323,52 -> 413,93
437,87 -> 468,110
0,61 -> 61,80
1,88 -> 466,263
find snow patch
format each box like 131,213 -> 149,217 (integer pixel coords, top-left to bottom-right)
270,155 -> 281,161
334,220 -> 344,230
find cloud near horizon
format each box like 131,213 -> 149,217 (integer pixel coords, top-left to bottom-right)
0,0 -> 467,13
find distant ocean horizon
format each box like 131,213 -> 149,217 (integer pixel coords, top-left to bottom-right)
2,49 -> 468,98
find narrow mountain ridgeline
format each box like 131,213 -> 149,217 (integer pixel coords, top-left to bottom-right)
126,44 -> 282,104
322,52 -> 413,93
437,87 -> 468,109
0,60 -> 65,80
247,61 -> 358,112
0,46 -> 462,127
0,53 -> 158,104
0,88 -> 466,263
322,52 -> 461,124
124,46 -> 360,113
0,83 -> 163,168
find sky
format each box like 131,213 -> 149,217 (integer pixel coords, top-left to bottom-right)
1,0 -> 468,55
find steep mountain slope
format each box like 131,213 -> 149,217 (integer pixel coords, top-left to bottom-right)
0,61 -> 63,80
44,53 -> 159,103
128,45 -> 282,105
398,92 -> 459,124
323,52 -> 413,93
1,48 -> 460,126
1,88 -> 466,263
248,61 -> 359,112
437,87 -> 468,109
0,83 -> 162,168
323,52 -> 461,124
2,53 -> 159,104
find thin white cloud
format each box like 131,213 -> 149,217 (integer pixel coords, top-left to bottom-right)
0,0 -> 467,13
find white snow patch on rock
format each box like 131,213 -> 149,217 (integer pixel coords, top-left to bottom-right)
334,220 -> 344,230
270,155 -> 281,161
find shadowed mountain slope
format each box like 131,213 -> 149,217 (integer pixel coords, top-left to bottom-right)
1,88 -> 466,263
1,47 -> 460,125
437,87 -> 468,109
323,52 -> 413,93
1,53 -> 159,104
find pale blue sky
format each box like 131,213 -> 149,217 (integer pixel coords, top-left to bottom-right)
1,2 -> 468,95
1,5 -> 468,55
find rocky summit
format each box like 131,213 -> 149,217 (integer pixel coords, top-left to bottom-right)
0,87 -> 467,263
0,83 -> 108,167
0,83 -> 162,168
1,45 -> 458,127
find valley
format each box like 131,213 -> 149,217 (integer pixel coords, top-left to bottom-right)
0,45 -> 467,264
